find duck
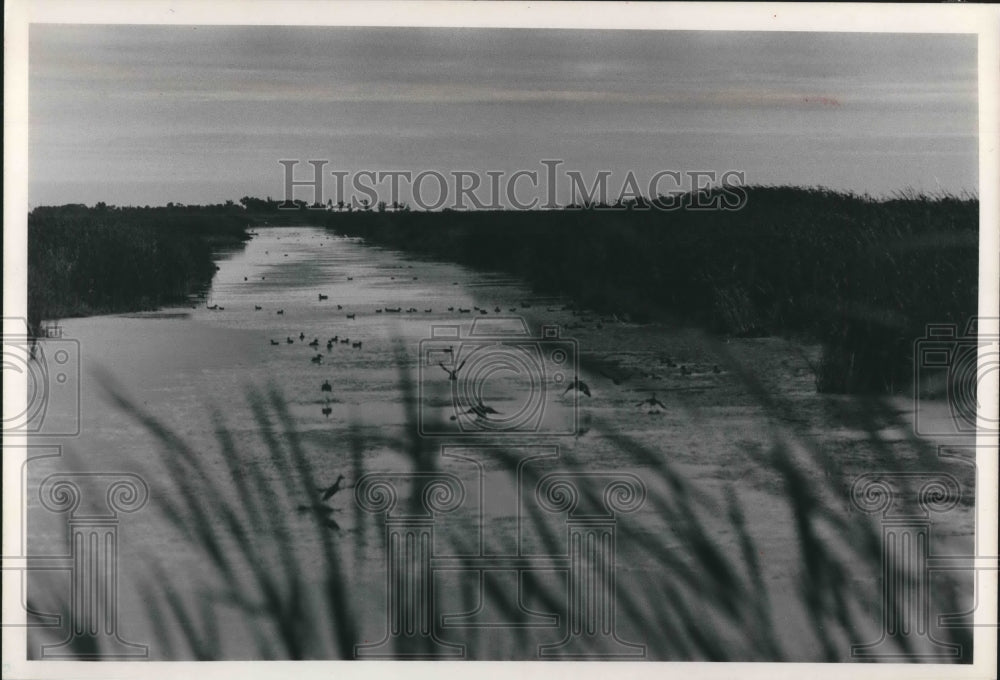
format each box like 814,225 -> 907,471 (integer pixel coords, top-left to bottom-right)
636,393 -> 667,413
465,399 -> 500,419
563,378 -> 591,397
318,474 -> 347,501
254,305 -> 262,311
270,339 -> 280,346
346,313 -> 356,320
276,309 -> 284,315
439,360 -> 466,381
299,332 -> 305,341
321,380 -> 332,392
308,338 -> 320,347
311,354 -> 324,364
340,337 -> 350,344
352,341 -> 363,349
318,293 -> 328,301
286,337 -> 295,344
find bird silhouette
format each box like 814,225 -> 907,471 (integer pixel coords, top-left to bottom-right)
299,332 -> 305,341
346,313 -> 356,320
318,294 -> 328,301
276,309 -> 283,315
286,337 -> 295,344
636,393 -> 667,411
311,354 -> 324,364
321,380 -> 332,392
465,399 -> 500,418
270,339 -> 280,346
440,360 -> 466,381
255,305 -> 262,311
318,474 -> 346,501
563,378 -> 591,397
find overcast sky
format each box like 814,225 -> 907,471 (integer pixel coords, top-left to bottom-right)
29,26 -> 977,207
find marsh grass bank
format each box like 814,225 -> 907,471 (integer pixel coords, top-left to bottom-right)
320,187 -> 978,394
27,204 -> 252,333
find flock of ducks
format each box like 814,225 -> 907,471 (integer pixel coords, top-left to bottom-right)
204,240 -> 728,423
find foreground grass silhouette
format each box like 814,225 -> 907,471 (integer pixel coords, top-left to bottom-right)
29,348 -> 973,662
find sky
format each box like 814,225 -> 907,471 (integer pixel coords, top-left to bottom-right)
28,25 -> 978,207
